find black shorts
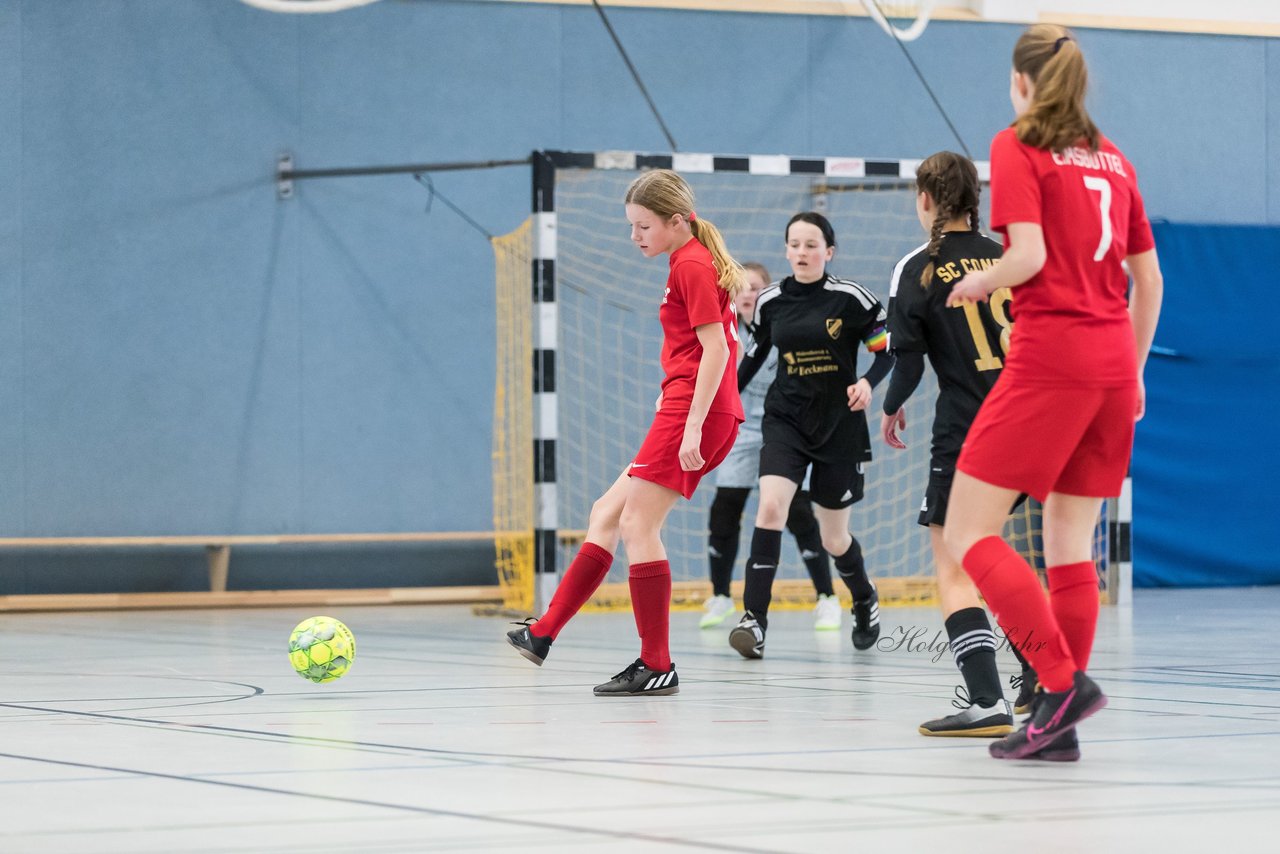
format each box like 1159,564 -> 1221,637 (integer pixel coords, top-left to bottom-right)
917,460 -> 1028,528
917,465 -> 954,528
759,440 -> 864,510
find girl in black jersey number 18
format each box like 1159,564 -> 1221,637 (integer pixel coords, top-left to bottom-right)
728,212 -> 894,659
881,151 -> 1020,739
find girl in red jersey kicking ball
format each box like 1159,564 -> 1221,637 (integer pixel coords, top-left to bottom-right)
507,169 -> 746,696
942,24 -> 1163,759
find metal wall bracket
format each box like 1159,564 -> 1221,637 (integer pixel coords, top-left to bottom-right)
276,152 -> 294,200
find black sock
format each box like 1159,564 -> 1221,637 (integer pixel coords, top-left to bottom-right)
945,607 -> 1004,707
799,540 -> 834,598
834,536 -> 874,600
707,488 -> 749,598
708,541 -> 735,598
1010,634 -> 1036,679
786,490 -> 833,598
742,527 -> 783,630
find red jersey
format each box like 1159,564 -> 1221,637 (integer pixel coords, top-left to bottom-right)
658,239 -> 744,420
988,127 -> 1155,388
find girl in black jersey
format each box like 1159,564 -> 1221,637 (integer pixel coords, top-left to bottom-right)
728,213 -> 894,659
701,262 -> 837,632
881,151 -> 1025,740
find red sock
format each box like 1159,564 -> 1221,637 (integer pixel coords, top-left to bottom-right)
534,542 -> 613,640
1047,561 -> 1100,670
629,559 -> 672,671
962,536 -> 1076,692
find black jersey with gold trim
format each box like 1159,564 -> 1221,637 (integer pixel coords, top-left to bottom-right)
887,230 -> 1007,465
740,273 -> 887,462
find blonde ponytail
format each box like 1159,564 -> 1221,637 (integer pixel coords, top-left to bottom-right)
625,169 -> 745,299
690,218 -> 746,298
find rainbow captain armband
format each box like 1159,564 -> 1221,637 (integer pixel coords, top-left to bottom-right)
863,326 -> 888,352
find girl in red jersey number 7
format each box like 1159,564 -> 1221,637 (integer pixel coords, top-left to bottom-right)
507,169 -> 746,696
942,24 -> 1163,760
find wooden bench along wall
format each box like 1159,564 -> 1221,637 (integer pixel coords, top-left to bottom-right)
0,532 -> 504,612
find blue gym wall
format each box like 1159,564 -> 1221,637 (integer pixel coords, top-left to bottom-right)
1136,223 -> 1280,587
0,0 -> 1275,592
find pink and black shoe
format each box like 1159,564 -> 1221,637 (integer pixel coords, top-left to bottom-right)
989,671 -> 1105,760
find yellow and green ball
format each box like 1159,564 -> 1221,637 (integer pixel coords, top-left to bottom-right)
288,616 -> 356,683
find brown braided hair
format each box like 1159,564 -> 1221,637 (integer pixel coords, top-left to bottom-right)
915,151 -> 982,287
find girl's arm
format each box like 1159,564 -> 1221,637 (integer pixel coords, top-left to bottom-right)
847,311 -> 893,411
946,222 -> 1045,306
1126,248 -> 1163,420
848,349 -> 894,411
878,350 -> 923,449
679,322 -> 731,471
737,320 -> 770,391
881,349 -> 924,415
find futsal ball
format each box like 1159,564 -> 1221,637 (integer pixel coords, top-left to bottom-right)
288,616 -> 356,683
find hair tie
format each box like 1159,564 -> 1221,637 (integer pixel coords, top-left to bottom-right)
1053,36 -> 1072,54
688,211 -> 697,222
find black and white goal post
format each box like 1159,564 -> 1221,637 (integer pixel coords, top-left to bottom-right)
522,148 -> 1125,613
531,151 -> 563,614
1106,476 -> 1133,605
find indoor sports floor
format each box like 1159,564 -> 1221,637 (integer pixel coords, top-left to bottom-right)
3,587 -> 1277,852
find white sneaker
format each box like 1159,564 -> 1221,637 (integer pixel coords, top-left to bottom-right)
699,594 -> 735,629
728,612 -> 765,658
813,593 -> 841,631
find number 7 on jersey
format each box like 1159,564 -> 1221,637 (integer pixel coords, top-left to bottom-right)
1083,176 -> 1113,262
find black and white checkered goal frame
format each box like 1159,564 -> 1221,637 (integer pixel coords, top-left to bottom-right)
528,149 -> 1130,610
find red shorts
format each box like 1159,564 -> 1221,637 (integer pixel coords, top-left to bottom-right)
957,381 -> 1137,501
629,410 -> 741,500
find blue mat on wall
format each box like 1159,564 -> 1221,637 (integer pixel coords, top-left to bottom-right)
1134,222 -> 1280,586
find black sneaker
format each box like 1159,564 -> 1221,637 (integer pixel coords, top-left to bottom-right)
989,671 -> 1106,760
990,718 -> 1082,762
593,658 -> 679,696
850,587 -> 880,651
1027,727 -> 1081,762
1011,667 -> 1038,715
728,612 -> 765,659
506,618 -> 552,666
918,687 -> 1014,738
1016,685 -> 1082,761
